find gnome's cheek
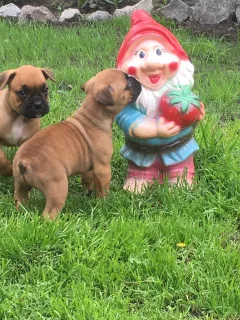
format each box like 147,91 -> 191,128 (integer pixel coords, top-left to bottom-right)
165,61 -> 180,81
168,61 -> 179,73
121,59 -> 139,74
128,66 -> 137,76
125,59 -> 145,76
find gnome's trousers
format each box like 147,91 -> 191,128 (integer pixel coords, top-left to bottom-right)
126,155 -> 195,184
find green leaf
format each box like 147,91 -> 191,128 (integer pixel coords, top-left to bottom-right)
104,0 -> 116,4
170,97 -> 182,105
180,100 -> 190,113
190,93 -> 200,101
182,86 -> 191,95
167,90 -> 181,98
192,99 -> 201,108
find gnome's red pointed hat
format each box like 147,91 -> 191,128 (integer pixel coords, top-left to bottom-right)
116,10 -> 189,68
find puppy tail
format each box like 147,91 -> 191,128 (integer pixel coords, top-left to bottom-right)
17,160 -> 30,176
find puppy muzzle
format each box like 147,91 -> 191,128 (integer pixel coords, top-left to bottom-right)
20,97 -> 50,118
128,76 -> 142,103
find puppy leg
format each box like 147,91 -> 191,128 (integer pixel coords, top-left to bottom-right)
93,165 -> 111,197
81,170 -> 94,195
0,148 -> 12,176
14,180 -> 31,210
42,178 -> 68,220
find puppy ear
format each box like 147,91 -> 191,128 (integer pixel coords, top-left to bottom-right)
41,68 -> 56,82
81,77 -> 95,93
0,71 -> 16,90
81,83 -> 86,92
95,85 -> 115,106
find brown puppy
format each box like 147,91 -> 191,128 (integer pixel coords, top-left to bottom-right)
13,69 -> 142,220
0,65 -> 55,176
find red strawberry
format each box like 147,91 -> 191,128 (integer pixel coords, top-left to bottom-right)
159,86 -> 201,128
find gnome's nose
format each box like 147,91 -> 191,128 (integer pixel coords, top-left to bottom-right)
142,62 -> 164,73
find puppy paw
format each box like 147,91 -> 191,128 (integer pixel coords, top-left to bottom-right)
85,189 -> 93,196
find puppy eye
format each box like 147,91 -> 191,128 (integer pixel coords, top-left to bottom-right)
18,89 -> 27,98
43,87 -> 48,95
125,77 -> 132,90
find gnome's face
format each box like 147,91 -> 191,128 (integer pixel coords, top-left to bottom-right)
120,39 -> 181,91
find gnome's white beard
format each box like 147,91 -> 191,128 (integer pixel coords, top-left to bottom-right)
135,60 -> 195,118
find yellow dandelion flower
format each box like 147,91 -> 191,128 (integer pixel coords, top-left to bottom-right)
176,242 -> 186,247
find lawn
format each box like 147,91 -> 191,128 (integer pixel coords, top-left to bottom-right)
0,16 -> 240,319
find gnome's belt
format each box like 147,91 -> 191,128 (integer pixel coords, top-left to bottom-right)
125,133 -> 193,154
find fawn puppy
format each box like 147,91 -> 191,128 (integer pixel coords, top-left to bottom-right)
13,69 -> 141,220
0,65 -> 54,176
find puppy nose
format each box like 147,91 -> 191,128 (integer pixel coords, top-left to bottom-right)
34,101 -> 42,110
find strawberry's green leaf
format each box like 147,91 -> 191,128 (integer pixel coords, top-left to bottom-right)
180,100 -> 190,113
166,86 -> 201,111
167,90 -> 181,97
170,97 -> 182,105
190,93 -> 200,101
192,100 -> 201,108
182,86 -> 191,95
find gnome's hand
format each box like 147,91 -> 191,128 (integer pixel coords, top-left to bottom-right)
156,117 -> 181,138
130,117 -> 181,139
198,102 -> 205,121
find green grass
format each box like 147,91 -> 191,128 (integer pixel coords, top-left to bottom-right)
0,17 -> 240,319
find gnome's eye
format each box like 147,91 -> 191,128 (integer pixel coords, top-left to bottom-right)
139,50 -> 146,59
156,48 -> 162,56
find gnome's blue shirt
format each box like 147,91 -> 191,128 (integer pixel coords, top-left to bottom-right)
115,103 -> 199,167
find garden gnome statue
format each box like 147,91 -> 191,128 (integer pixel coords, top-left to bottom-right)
116,10 -> 205,193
